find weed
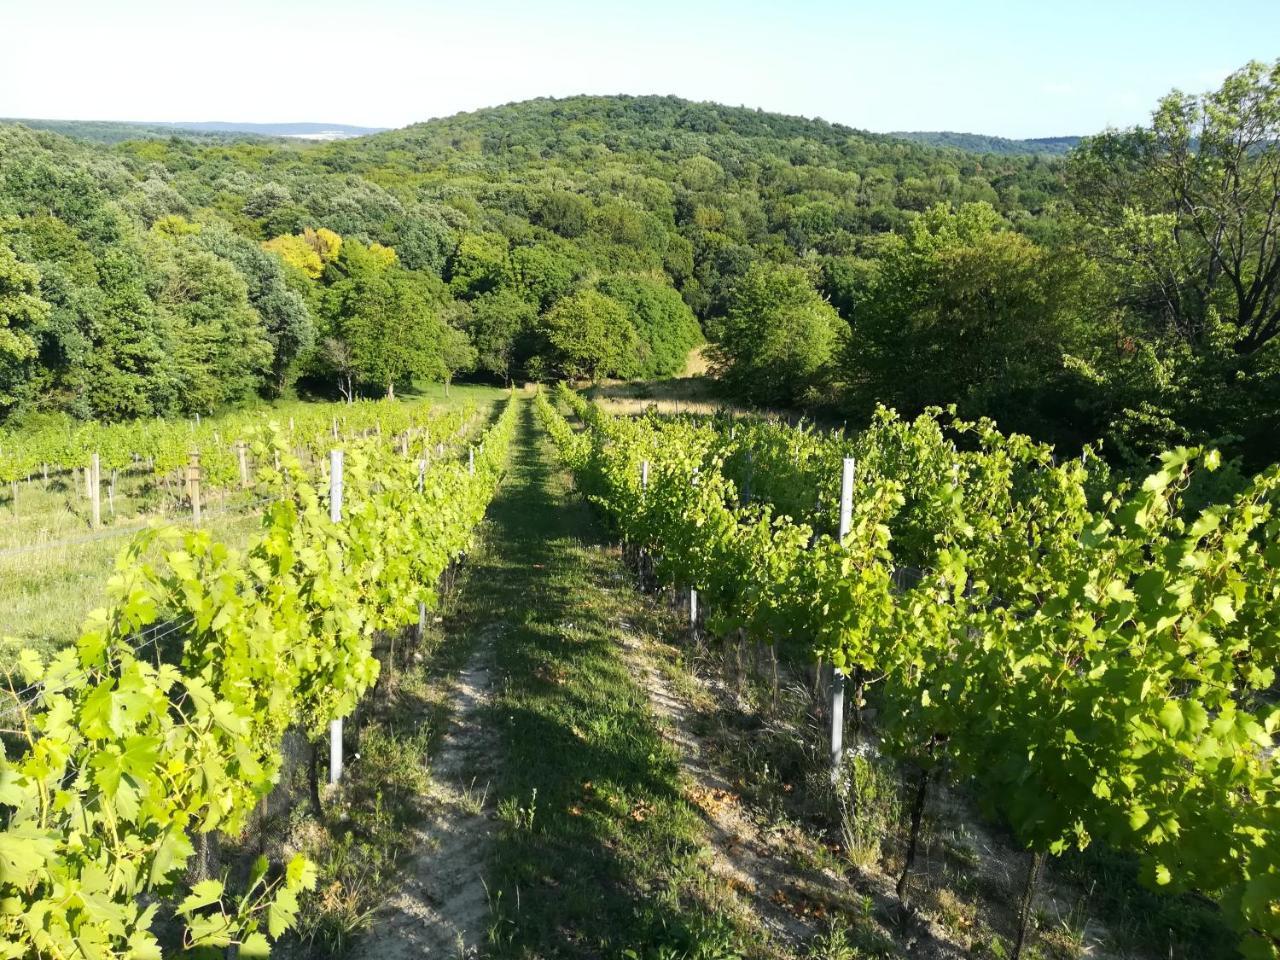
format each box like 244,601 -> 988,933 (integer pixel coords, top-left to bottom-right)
834,752 -> 902,870
497,787 -> 538,832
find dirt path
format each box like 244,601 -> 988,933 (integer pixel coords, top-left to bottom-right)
346,632 -> 500,959
615,627 -> 833,950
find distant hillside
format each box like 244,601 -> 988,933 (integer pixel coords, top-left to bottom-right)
0,118 -> 385,144
150,121 -> 387,140
0,92 -> 1066,421
889,131 -> 1082,156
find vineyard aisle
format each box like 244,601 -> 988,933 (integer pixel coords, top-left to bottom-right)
355,397 -> 779,958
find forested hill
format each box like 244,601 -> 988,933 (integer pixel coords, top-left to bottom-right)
4,70 -> 1279,470
0,93 -> 1064,421
1,118 -> 385,144
887,130 -> 1081,155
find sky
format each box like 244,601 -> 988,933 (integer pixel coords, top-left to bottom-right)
2,0 -> 1277,138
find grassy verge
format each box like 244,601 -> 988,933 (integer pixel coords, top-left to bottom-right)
477,398 -> 750,958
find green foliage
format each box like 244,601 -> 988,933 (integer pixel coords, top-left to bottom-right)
844,202 -> 1091,436
1066,59 -> 1280,466
597,273 -> 702,378
0,234 -> 46,408
539,387 -> 1280,960
0,396 -> 517,958
541,287 -> 638,381
463,289 -> 537,385
708,262 -> 845,406
149,231 -> 274,414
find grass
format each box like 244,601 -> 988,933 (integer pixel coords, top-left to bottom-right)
467,398 -> 751,958
0,391 -> 506,660
0,472 -> 264,658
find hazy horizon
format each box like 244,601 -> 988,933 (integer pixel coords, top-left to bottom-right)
3,0 -> 1277,139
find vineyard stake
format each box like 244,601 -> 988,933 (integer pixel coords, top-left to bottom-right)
830,456 -> 856,783
90,453 -> 102,530
186,453 -> 202,525
417,457 -> 427,656
468,446 -> 475,476
238,442 -> 249,489
689,468 -> 698,637
329,448 -> 344,786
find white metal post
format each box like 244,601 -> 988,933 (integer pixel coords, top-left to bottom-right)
417,456 -> 427,644
329,449 -> 344,786
468,446 -> 475,476
830,457 -> 856,783
689,468 -> 698,632
90,453 -> 101,530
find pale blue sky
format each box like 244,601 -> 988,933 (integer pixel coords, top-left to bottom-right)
2,0 -> 1276,137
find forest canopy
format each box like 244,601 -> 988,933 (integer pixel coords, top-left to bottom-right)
1,62 -> 1278,469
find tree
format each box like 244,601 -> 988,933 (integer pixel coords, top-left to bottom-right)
1068,59 -> 1280,354
844,202 -> 1089,430
0,236 -> 45,410
197,224 -> 315,396
436,321 -> 477,395
464,290 -> 537,385
262,228 -> 342,281
447,233 -> 510,298
150,235 -> 273,414
540,288 -> 637,381
596,274 -> 702,378
320,241 -> 451,399
708,262 -> 845,406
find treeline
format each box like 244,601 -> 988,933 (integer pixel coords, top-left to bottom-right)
0,90 -> 1057,425
712,60 -> 1280,470
3,65 -> 1277,469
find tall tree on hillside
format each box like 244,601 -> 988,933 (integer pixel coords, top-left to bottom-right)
541,288 -> 638,381
1068,59 -> 1280,354
322,241 -> 452,399
463,290 -> 537,385
0,236 -> 45,411
150,234 -> 273,414
708,262 -> 845,406
597,274 -> 703,378
198,224 -> 315,396
845,202 -> 1089,430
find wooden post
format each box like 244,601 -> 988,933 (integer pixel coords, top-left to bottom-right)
329,449 -> 344,786
109,470 -> 117,517
237,443 -> 249,489
90,453 -> 102,530
830,457 -> 856,784
188,453 -> 202,526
